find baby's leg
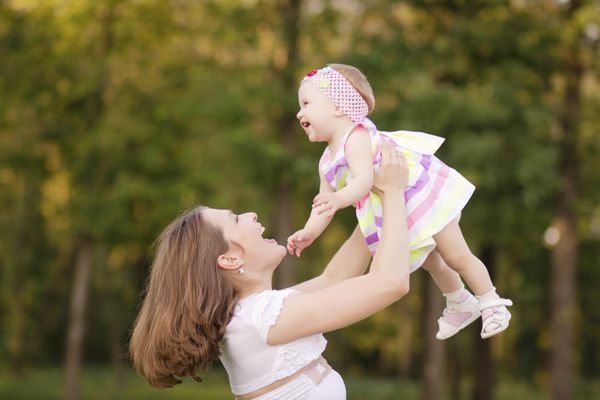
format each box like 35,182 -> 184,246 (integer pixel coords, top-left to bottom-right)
421,250 -> 463,294
422,250 -> 480,340
434,216 -> 513,338
433,216 -> 493,295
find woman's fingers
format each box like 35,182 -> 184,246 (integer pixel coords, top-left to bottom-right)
374,143 -> 409,192
381,142 -> 393,163
314,203 -> 331,215
313,194 -> 331,208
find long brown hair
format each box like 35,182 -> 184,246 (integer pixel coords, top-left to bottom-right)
129,206 -> 238,388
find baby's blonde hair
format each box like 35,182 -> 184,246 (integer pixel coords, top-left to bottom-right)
328,63 -> 375,113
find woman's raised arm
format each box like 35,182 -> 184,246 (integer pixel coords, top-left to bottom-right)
268,144 -> 410,345
291,225 -> 370,293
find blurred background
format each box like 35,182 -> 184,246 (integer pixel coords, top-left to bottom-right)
1,0 -> 599,399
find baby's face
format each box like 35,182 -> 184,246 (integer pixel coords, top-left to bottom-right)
296,81 -> 338,142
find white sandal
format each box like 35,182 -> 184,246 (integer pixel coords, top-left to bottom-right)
436,291 -> 481,340
478,298 -> 513,339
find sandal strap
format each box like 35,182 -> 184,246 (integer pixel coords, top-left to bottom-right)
438,317 -> 458,332
478,298 -> 513,311
481,306 -> 511,328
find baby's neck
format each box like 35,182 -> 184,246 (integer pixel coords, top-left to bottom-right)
327,119 -> 357,154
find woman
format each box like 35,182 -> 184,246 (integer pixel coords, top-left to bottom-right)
129,144 -> 410,399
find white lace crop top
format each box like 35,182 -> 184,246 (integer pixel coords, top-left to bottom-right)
218,289 -> 328,395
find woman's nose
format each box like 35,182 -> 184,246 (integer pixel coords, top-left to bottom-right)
242,212 -> 257,222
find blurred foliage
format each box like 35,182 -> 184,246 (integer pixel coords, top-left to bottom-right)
0,0 -> 599,397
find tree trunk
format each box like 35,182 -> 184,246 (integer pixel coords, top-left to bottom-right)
2,264 -> 27,377
422,276 -> 445,400
471,308 -> 493,400
5,178 -> 27,377
550,5 -> 582,398
550,212 -> 577,400
396,300 -> 413,380
64,240 -> 93,400
63,4 -> 115,398
6,275 -> 25,378
448,341 -> 462,400
4,175 -> 39,377
275,184 -> 296,288
550,2 -> 582,399
472,245 -> 496,400
273,0 -> 302,288
110,323 -> 127,387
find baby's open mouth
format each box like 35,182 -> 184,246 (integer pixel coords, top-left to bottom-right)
301,121 -> 310,128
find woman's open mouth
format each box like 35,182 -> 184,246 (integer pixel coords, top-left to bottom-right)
260,227 -> 277,243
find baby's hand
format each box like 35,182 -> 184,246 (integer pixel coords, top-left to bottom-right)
312,192 -> 343,217
286,229 -> 315,257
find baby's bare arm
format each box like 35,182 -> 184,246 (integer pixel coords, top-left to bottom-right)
304,169 -> 335,236
336,128 -> 374,206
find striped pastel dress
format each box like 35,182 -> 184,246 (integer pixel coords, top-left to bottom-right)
319,119 -> 475,272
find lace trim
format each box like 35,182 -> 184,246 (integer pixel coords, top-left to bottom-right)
248,289 -> 328,381
271,335 -> 327,381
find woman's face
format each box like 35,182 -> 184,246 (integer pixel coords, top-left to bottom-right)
202,208 -> 286,271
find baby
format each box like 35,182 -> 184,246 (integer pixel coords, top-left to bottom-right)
287,64 -> 512,339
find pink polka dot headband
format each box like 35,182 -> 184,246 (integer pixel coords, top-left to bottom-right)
302,66 -> 369,122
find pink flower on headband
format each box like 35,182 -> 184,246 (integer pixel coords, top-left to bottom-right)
306,70 -> 317,77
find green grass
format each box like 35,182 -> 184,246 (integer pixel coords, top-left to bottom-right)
0,367 -> 231,400
0,367 -> 599,400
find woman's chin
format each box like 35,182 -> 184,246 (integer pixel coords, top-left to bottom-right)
276,244 -> 287,258
272,245 -> 287,263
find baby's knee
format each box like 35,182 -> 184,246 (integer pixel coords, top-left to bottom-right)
421,251 -> 444,272
441,248 -> 476,271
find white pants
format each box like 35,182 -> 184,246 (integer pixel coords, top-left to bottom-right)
255,369 -> 346,400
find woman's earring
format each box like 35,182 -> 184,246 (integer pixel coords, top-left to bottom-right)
238,266 -> 245,274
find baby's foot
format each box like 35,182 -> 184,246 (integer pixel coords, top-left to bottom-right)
478,296 -> 513,339
436,289 -> 480,340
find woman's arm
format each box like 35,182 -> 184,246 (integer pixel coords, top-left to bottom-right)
291,225 -> 370,293
269,144 -> 410,345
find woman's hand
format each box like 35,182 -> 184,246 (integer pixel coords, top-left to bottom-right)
312,191 -> 344,217
373,143 -> 408,195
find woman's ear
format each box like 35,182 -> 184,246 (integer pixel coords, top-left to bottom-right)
217,252 -> 245,272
